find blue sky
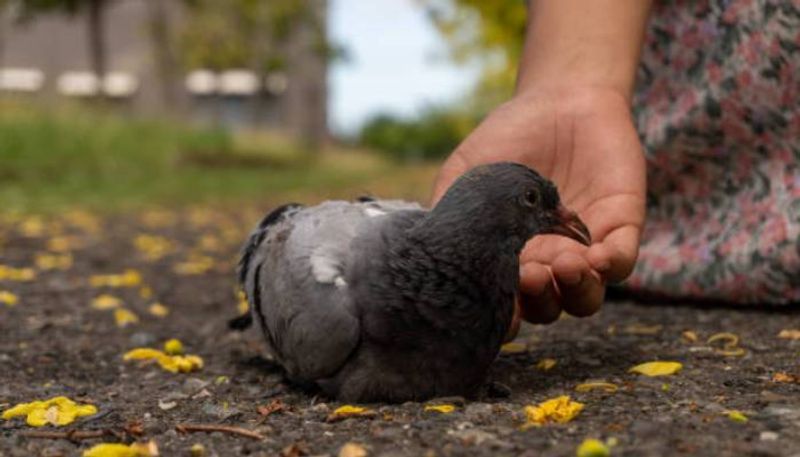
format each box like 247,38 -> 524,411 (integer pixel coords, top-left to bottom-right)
328,0 -> 479,134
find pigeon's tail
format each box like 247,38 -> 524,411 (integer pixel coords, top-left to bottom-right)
231,203 -> 303,331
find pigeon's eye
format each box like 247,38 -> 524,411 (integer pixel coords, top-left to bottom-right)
522,189 -> 540,207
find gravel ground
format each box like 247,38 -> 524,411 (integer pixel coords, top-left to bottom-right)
1,209 -> 799,457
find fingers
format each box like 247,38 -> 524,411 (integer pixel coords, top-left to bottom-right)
551,252 -> 605,317
594,225 -> 641,282
519,278 -> 562,324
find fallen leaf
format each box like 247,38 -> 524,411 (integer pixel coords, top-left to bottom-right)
327,405 -> 377,422
2,396 -> 97,427
173,256 -> 215,275
778,329 -> 800,340
707,332 -> 739,348
726,410 -> 748,423
576,438 -> 610,457
523,396 -> 584,427
338,442 -> 368,457
47,235 -> 84,252
535,358 -> 557,371
257,399 -> 287,417
424,404 -> 456,414
0,290 -> 18,307
629,361 -> 682,377
772,372 -> 798,383
83,440 -> 158,457
92,294 -> 123,310
574,382 -> 618,393
500,342 -> 527,354
140,287 -> 153,299
114,308 -> 140,327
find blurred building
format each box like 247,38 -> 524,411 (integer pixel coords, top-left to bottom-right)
0,0 -> 328,142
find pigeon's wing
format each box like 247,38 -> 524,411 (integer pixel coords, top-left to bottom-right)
240,199 -> 423,381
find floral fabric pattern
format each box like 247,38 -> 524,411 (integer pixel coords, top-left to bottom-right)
627,0 -> 800,304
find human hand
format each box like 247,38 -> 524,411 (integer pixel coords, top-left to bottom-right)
432,87 -> 646,330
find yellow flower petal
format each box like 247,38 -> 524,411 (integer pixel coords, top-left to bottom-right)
535,358 -> 557,371
0,265 -> 36,281
124,348 -> 166,362
778,329 -> 800,340
576,438 -> 611,457
500,342 -> 527,354
124,348 -> 203,374
523,396 -> 584,427
164,339 -> 184,355
92,294 -> 122,310
327,405 -> 376,422
35,253 -> 73,271
727,410 -> 748,423
334,405 -> 369,415
574,382 -> 618,393
114,308 -> 139,327
424,404 -> 456,414
629,361 -> 683,377
0,290 -> 18,307
148,303 -> 169,317
90,269 -> 142,288
2,396 -> 97,427
83,441 -> 158,457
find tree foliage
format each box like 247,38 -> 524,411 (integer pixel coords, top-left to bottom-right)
421,0 -> 527,107
179,0 -> 326,73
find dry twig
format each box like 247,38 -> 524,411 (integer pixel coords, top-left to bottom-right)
175,423 -> 265,440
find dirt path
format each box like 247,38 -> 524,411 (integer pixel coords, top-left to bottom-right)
1,209 -> 799,456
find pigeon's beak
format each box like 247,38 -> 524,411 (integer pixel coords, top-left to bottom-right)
542,205 -> 592,246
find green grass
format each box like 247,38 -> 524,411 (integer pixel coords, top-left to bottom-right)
0,101 -> 438,213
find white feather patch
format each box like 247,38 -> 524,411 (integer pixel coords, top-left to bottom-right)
364,207 -> 386,217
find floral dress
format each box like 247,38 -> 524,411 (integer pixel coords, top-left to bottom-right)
626,0 -> 800,304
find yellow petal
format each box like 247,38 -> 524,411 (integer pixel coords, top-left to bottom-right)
576,438 -> 611,457
629,361 -> 682,377
114,308 -> 139,327
124,348 -> 166,362
139,286 -> 153,299
500,342 -> 527,354
727,410 -> 748,423
83,443 -> 139,457
424,404 -> 456,414
338,442 -> 368,457
2,396 -> 96,427
163,339 -> 184,355
0,290 -> 19,306
148,303 -> 169,317
83,441 -> 157,457
777,329 -> 800,340
92,294 -> 122,310
333,405 -> 368,415
574,382 -> 618,393
535,358 -> 557,371
523,396 -> 584,427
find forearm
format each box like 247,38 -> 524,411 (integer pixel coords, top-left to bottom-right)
516,0 -> 652,101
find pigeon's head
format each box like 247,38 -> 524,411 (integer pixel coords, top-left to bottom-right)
432,162 -> 591,247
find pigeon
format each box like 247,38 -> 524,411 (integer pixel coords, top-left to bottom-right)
235,162 -> 591,402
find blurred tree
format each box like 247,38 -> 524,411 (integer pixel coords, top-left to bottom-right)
179,0 -> 334,147
359,107 -> 478,162
421,0 -> 527,108
17,0 -> 114,93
